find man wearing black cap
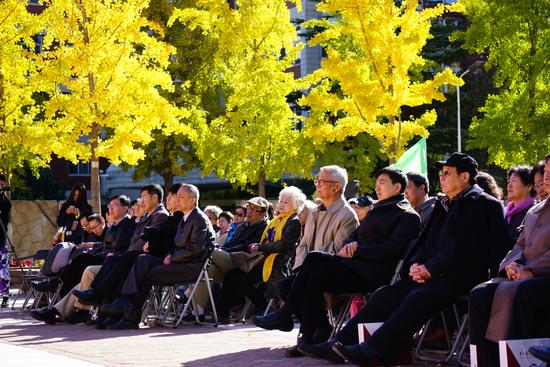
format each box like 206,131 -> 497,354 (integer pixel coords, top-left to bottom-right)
298,152 -> 513,366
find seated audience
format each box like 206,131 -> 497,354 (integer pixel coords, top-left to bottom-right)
405,172 -> 436,229
469,154 -> 550,367
295,152 -> 512,366
253,167 -> 420,355
225,205 -> 246,243
476,171 -> 503,200
214,211 -> 233,246
99,184 -> 215,329
217,187 -> 305,323
532,161 -> 549,203
505,165 -> 535,242
348,196 -> 375,222
204,205 -> 223,233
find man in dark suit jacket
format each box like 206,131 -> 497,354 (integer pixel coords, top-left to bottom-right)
74,184 -> 169,305
101,183 -> 215,329
54,195 -> 136,297
298,153 -> 513,366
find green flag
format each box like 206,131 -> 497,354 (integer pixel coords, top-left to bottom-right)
393,137 -> 427,176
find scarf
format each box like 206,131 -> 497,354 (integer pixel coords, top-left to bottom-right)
505,197 -> 534,224
260,212 -> 294,282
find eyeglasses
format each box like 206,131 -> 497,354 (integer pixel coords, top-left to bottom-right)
234,212 -> 245,217
88,222 -> 101,231
314,178 -> 339,186
108,204 -> 121,209
245,205 -> 266,214
439,170 -> 455,178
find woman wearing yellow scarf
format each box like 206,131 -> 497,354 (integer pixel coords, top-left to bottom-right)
217,187 -> 305,323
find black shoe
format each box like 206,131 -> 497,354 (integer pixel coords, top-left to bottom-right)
73,289 -> 100,306
251,309 -> 294,332
30,308 -> 60,325
332,342 -> 386,367
101,298 -> 133,314
31,278 -> 60,292
108,317 -> 139,330
284,345 -> 304,358
65,309 -> 91,324
1,296 -> 8,308
95,315 -> 115,330
298,341 -> 344,363
180,313 -> 205,323
529,345 -> 550,363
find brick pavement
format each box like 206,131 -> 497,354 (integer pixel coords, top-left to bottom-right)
0,305 -> 446,367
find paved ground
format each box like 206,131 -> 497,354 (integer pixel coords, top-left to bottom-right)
0,296 -> 450,367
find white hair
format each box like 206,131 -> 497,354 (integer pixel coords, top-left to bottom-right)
204,205 -> 223,217
319,165 -> 348,191
180,183 -> 200,206
279,186 -> 307,213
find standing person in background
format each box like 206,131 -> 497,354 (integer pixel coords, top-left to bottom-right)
56,183 -> 92,244
0,175 -> 12,307
505,165 -> 535,243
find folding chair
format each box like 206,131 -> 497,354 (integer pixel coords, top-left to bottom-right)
10,249 -> 50,310
140,245 -> 219,328
414,295 -> 470,364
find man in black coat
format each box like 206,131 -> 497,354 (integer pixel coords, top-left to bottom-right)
100,183 -> 215,329
298,152 -> 512,366
253,167 -> 420,348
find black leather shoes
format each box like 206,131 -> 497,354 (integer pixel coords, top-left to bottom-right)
65,309 -> 91,324
251,310 -> 294,332
298,340 -> 344,363
530,345 -> 550,363
284,345 -> 304,358
73,289 -> 99,305
101,298 -> 133,314
95,315 -> 115,330
1,296 -> 9,308
30,308 -> 60,325
108,317 -> 139,330
332,342 -> 374,367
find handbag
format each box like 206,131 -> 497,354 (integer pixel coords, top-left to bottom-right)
230,251 -> 265,273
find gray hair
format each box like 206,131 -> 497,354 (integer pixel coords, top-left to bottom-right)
279,186 -> 307,213
204,205 -> 223,217
319,165 -> 348,192
180,183 -> 200,206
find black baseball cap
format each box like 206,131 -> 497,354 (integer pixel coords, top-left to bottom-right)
436,152 -> 478,175
348,196 -> 375,207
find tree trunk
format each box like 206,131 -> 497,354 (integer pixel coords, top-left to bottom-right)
258,169 -> 266,198
162,173 -> 174,196
90,122 -> 101,215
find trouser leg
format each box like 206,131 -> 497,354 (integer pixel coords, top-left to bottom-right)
512,277 -> 550,338
120,254 -> 163,296
469,281 -> 500,367
74,265 -> 101,310
364,279 -> 456,362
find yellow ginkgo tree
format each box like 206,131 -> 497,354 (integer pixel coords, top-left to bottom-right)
171,0 -> 313,197
0,1 -> 52,181
301,0 -> 463,162
38,0 -> 194,212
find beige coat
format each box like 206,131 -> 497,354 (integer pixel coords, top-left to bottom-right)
293,196 -> 358,270
486,198 -> 550,341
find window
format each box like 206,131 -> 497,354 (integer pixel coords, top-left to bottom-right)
68,162 -> 91,176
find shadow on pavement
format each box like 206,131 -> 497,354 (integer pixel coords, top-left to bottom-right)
181,347 -> 333,367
